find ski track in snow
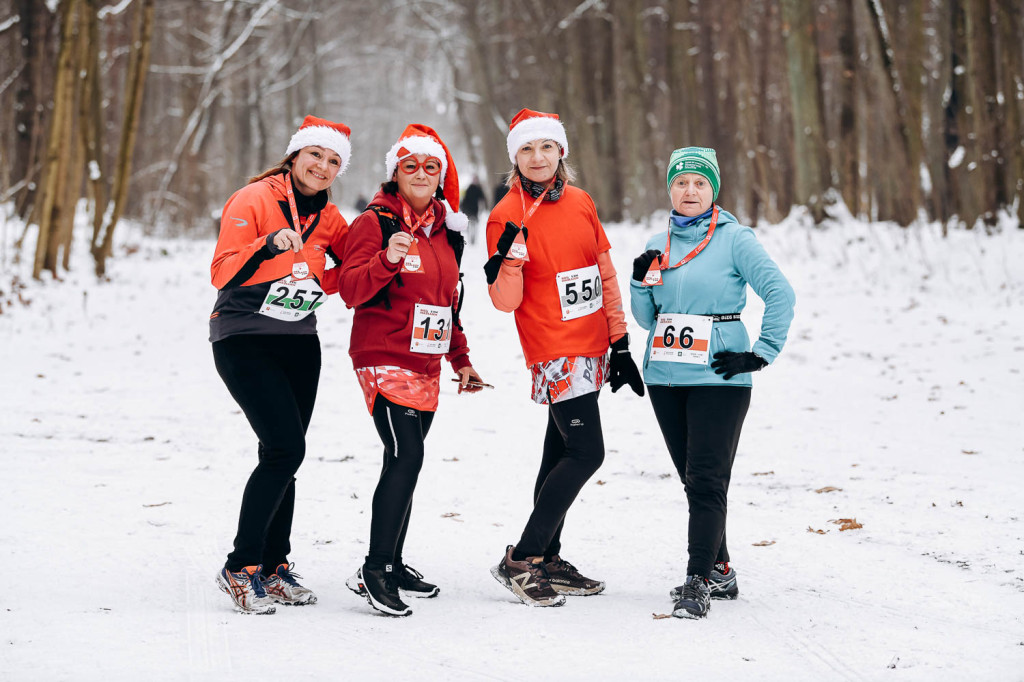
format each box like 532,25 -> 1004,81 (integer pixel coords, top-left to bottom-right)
2,213 -> 1023,681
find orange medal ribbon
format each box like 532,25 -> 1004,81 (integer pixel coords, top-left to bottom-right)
284,172 -> 317,279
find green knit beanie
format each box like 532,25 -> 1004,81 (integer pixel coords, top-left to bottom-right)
666,147 -> 720,200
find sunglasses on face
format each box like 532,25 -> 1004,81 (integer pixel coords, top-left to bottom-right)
399,157 -> 443,175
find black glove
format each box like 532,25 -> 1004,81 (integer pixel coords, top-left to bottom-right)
711,351 -> 767,380
495,221 -> 526,258
609,335 -> 644,396
632,249 -> 662,282
484,221 -> 528,284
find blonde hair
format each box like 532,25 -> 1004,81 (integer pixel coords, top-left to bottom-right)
504,158 -> 576,188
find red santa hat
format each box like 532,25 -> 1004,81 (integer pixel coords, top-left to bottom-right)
506,108 -> 569,164
385,124 -> 467,232
285,115 -> 352,176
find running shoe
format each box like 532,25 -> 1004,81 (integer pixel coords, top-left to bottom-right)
490,545 -> 565,607
544,554 -> 605,596
263,562 -> 317,605
672,574 -> 711,619
216,564 -> 276,615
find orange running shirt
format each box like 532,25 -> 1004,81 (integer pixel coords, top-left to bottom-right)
486,184 -> 613,366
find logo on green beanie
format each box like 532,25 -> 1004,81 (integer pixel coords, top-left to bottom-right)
666,147 -> 721,200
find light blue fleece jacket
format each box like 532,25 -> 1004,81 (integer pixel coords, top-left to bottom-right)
629,207 -> 795,387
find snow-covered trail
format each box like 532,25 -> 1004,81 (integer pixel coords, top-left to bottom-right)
2,215 -> 1022,681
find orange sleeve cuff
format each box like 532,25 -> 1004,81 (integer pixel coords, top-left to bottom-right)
598,251 -> 627,342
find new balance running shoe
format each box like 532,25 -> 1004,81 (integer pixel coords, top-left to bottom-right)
263,562 -> 317,605
395,563 -> 439,598
216,564 -> 276,615
670,562 -> 738,601
672,574 -> 711,619
544,555 -> 605,596
490,545 -> 565,607
347,564 -> 411,617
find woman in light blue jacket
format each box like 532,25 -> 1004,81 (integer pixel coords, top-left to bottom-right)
629,147 -> 795,620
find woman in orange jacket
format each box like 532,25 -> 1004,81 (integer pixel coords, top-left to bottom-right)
338,124 -> 484,617
209,116 -> 351,614
485,109 -> 644,607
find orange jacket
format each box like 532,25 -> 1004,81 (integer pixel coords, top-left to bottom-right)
209,173 -> 348,342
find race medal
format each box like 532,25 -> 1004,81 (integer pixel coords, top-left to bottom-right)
642,256 -> 663,286
292,261 -> 309,280
410,302 -> 452,354
650,313 -> 713,364
258,277 -> 326,321
508,230 -> 529,261
401,238 -> 422,274
556,264 -> 603,321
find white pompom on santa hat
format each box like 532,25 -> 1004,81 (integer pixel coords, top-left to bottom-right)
385,123 -> 468,233
285,115 -> 353,177
506,108 -> 569,164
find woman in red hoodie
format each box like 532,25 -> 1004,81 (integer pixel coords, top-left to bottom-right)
210,116 -> 352,614
339,124 -> 484,617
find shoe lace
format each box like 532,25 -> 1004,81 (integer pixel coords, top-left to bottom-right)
249,567 -> 269,598
527,561 -> 553,584
401,564 -> 424,580
681,575 -> 708,600
275,562 -> 303,587
550,557 -> 581,578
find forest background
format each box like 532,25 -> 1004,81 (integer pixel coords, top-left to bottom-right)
1,0 -> 1022,281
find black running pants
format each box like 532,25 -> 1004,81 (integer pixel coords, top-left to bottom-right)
648,385 -> 751,578
515,391 -> 605,559
366,396 -> 435,568
213,333 -> 320,572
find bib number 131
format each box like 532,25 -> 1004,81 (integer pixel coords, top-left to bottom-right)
410,303 -> 452,354
557,264 -> 603,321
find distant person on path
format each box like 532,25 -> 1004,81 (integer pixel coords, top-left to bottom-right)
461,177 -> 487,244
629,146 -> 795,619
338,124 -> 485,617
485,108 -> 644,607
492,181 -> 509,205
209,115 -> 353,614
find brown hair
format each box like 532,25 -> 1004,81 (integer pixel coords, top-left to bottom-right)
248,152 -> 298,185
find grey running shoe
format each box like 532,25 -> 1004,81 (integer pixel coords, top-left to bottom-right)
545,555 -> 605,596
670,562 -> 738,601
216,564 -> 276,615
490,545 -> 566,607
263,562 -> 317,605
672,574 -> 711,619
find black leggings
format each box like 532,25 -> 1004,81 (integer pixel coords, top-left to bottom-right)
515,392 -> 605,559
648,385 -> 751,578
213,334 -> 320,572
366,396 -> 435,568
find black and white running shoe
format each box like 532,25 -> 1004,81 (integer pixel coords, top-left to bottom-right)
346,564 -> 411,617
671,562 -> 738,601
672,574 -> 711,619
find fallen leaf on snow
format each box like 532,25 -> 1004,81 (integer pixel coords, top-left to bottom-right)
441,512 -> 463,522
752,540 -> 776,547
595,480 -> 606,485
143,502 -> 171,508
815,486 -> 842,493
652,613 -> 672,620
961,449 -> 978,455
752,471 -> 774,476
807,527 -> 827,534
830,518 -> 863,531
443,457 -> 460,462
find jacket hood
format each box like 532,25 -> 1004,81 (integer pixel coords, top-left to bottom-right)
367,188 -> 448,228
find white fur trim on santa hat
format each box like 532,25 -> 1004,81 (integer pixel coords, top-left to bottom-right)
506,117 -> 569,164
385,135 -> 448,180
285,126 -> 352,176
445,209 -> 468,233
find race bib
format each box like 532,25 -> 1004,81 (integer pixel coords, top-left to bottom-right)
258,277 -> 326,321
650,313 -> 713,364
556,264 -> 603,321
410,302 -> 452,354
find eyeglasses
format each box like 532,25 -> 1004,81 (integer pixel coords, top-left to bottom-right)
398,157 -> 443,175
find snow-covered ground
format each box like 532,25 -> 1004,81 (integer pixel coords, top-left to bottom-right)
2,208 -> 1022,681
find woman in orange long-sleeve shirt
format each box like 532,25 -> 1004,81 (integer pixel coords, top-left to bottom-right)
485,109 -> 644,608
209,116 -> 351,615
